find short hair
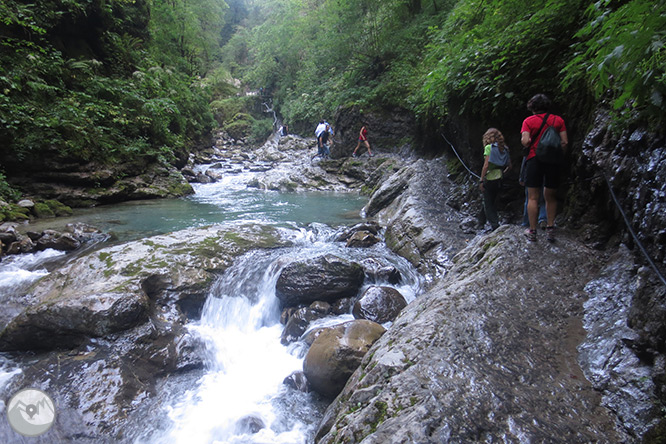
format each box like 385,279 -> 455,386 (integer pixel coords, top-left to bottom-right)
482,128 -> 505,147
527,94 -> 551,113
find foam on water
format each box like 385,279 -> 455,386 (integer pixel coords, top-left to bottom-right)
0,249 -> 65,296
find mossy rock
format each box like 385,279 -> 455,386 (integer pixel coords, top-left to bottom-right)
33,202 -> 56,218
168,182 -> 194,196
6,205 -> 31,221
44,199 -> 73,216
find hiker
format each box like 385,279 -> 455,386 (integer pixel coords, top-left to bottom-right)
318,123 -> 332,158
520,94 -> 568,242
314,120 -> 327,158
352,123 -> 372,157
519,156 -> 547,229
479,128 -> 512,231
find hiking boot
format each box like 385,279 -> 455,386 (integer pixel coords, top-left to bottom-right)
524,228 -> 537,242
369,153 -> 374,157
352,153 -> 357,158
546,226 -> 555,243
538,220 -> 547,230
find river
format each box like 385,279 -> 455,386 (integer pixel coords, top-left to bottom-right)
0,158 -> 423,443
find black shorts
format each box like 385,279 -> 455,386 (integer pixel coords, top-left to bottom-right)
524,157 -> 561,189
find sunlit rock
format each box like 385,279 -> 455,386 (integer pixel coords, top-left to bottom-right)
303,320 -> 385,399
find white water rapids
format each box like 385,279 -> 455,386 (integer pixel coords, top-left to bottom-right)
142,228 -> 422,444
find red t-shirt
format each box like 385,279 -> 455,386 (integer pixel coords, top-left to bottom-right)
521,113 -> 566,160
359,127 -> 368,141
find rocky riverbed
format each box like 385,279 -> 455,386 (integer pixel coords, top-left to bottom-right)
1,130 -> 664,443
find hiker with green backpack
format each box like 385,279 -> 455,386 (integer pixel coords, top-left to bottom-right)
520,94 -> 568,243
479,128 -> 512,231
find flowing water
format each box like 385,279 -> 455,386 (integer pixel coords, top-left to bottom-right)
0,162 -> 423,443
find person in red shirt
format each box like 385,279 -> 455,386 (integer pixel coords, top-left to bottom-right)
352,123 -> 373,157
520,94 -> 568,242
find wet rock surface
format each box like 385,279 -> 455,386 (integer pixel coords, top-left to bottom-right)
372,158 -> 471,276
275,254 -> 365,307
0,222 -> 106,257
316,226 -> 625,443
352,286 -> 407,324
0,223 -> 291,441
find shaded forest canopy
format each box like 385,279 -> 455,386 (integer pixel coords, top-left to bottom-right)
0,0 -> 665,200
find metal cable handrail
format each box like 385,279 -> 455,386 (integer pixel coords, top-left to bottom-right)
441,131 -> 665,287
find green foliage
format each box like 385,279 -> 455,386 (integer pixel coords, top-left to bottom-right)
250,117 -> 274,144
229,0 -> 665,136
234,0 -> 453,129
0,172 -> 20,202
0,0 -> 220,171
563,0 -> 666,126
223,112 -> 254,140
148,0 -> 228,75
416,0 -> 587,122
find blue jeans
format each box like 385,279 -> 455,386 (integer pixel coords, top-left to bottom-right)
522,187 -> 546,226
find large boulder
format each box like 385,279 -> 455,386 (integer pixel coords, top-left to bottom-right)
0,224 -> 290,351
303,320 -> 385,399
330,105 -> 416,159
275,255 -> 365,307
352,286 -> 407,324
0,292 -> 148,350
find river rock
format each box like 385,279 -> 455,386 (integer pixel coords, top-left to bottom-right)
363,166 -> 413,217
352,286 -> 407,324
0,226 -> 17,245
8,236 -> 35,254
236,415 -> 266,434
0,224 -> 290,351
0,291 -> 149,350
283,370 -> 311,393
330,297 -> 354,315
360,258 -> 402,284
345,230 -> 380,248
377,159 -> 468,274
17,199 -> 35,208
205,168 -> 225,181
303,320 -> 386,399
35,230 -> 81,251
281,306 -> 321,345
64,222 -> 104,242
335,221 -> 381,242
275,254 -> 365,307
